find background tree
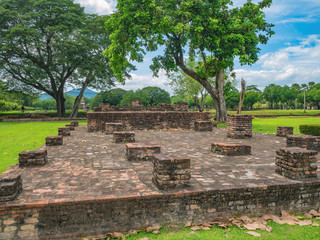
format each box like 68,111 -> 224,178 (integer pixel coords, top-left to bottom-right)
243,91 -> 261,109
105,0 -> 274,122
91,88 -> 128,108
168,60 -> 212,112
136,87 -> 171,106
0,0 -> 116,117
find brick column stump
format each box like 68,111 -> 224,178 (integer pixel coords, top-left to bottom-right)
152,154 -> 191,190
19,149 -> 48,167
65,124 -> 75,131
211,142 -> 251,156
45,136 -> 63,146
194,121 -> 213,131
287,135 -> 320,151
125,143 -> 161,161
227,114 -> 253,139
275,147 -> 318,180
105,122 -> 125,135
58,127 -> 71,136
276,126 -> 293,137
0,175 -> 22,202
71,121 -> 79,127
113,131 -> 135,143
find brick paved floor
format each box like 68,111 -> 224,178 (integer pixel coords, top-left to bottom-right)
1,125 -> 319,206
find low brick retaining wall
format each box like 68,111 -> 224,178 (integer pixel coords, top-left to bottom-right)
276,126 -> 294,137
287,135 -> 320,151
45,136 -> 63,146
125,143 -> 161,161
211,143 -> 251,156
87,112 -> 212,131
275,147 -> 318,180
19,149 -> 48,167
65,124 -> 75,131
105,122 -> 125,134
1,181 -> 320,239
227,115 -> 253,139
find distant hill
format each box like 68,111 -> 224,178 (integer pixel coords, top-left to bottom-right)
39,88 -> 98,100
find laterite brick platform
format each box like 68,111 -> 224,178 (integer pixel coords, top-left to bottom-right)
125,143 -> 161,161
227,114 -> 253,139
1,126 -> 320,240
45,136 -> 63,146
18,149 -> 48,167
194,121 -> 213,131
58,127 -> 71,136
105,122 -> 125,134
211,142 -> 251,156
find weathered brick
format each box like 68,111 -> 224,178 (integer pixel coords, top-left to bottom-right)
45,136 -> 63,146
227,115 -> 252,139
58,127 -> 71,136
125,143 -> 161,161
113,132 -> 135,143
19,149 -> 47,166
194,121 -> 213,131
277,126 -> 294,137
211,142 -> 251,156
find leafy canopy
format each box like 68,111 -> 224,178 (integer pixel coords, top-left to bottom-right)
105,0 -> 274,81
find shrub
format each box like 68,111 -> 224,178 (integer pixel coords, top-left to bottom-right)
299,124 -> 320,136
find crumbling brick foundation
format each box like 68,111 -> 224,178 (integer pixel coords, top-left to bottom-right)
105,122 -> 125,135
0,174 -> 22,202
65,124 -> 75,131
113,131 -> 135,143
58,127 -> 71,136
152,154 -> 191,190
194,121 -> 213,131
211,142 -> 251,156
287,135 -> 320,151
125,143 -> 161,161
277,127 -> 294,137
45,136 -> 63,146
19,149 -> 48,167
275,147 -> 318,180
227,114 -> 253,139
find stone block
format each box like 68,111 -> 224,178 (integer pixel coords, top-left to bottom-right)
45,136 -> 63,146
152,154 -> 191,190
105,122 -> 125,135
19,149 -> 48,167
227,114 -> 252,139
0,174 -> 22,202
211,142 -> 251,156
65,124 -> 75,131
70,121 -> 79,127
277,126 -> 294,137
287,135 -> 320,151
58,127 -> 71,136
125,143 -> 161,161
113,131 -> 135,143
275,147 -> 318,180
194,121 -> 213,131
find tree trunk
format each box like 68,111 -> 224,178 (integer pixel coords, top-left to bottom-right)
193,96 -> 203,112
70,80 -> 89,119
237,79 -> 246,114
214,70 -> 227,122
56,91 -> 65,117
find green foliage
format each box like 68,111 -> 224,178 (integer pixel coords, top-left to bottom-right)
299,125 -> 320,136
0,99 -> 21,111
136,87 -> 171,106
119,90 -> 148,107
32,95 -> 76,110
226,92 -> 240,109
91,88 -> 128,108
244,91 -> 262,109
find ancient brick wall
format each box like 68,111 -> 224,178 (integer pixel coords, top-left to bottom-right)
1,181 -> 320,239
87,112 -> 212,131
227,114 -> 253,139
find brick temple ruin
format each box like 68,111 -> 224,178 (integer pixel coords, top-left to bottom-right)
1,108 -> 320,239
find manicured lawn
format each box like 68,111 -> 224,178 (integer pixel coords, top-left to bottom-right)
0,121 -> 86,173
207,109 -> 320,116
121,220 -> 320,240
218,116 -> 320,135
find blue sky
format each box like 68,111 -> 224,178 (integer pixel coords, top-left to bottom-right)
75,0 -> 320,92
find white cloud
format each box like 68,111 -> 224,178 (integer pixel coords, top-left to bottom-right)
235,35 -> 320,87
75,0 -> 116,15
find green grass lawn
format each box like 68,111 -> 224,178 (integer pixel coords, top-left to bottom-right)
121,220 -> 320,240
0,121 -> 86,173
207,109 -> 320,116
217,116 -> 320,135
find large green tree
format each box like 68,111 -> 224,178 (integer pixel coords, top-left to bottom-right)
105,0 -> 274,122
0,0 -> 115,117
